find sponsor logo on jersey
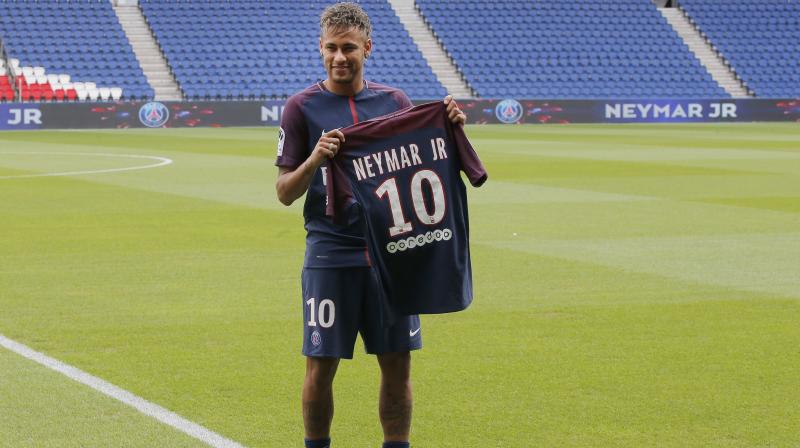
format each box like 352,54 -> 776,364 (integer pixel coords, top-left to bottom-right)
495,99 -> 523,124
386,228 -> 452,254
311,330 -> 322,346
409,328 -> 421,337
138,102 -> 170,128
277,127 -> 285,157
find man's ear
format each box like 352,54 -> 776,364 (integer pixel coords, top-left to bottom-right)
364,38 -> 373,58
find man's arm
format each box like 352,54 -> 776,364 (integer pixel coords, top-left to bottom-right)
276,129 -> 346,206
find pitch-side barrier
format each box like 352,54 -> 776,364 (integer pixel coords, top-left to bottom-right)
1,98 -> 798,130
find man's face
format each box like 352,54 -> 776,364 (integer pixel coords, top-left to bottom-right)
320,27 -> 371,86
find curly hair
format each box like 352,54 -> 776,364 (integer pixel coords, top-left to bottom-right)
320,2 -> 372,39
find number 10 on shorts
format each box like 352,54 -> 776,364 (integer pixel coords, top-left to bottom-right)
306,297 -> 335,328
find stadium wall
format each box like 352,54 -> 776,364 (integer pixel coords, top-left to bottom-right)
1,99 -> 798,130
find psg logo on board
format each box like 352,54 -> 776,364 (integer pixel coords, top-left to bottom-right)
495,99 -> 523,124
138,102 -> 170,128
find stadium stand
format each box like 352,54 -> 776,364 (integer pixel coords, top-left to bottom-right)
2,0 -> 796,102
679,0 -> 800,98
415,0 -> 729,99
140,0 -> 446,100
1,58 -> 16,101
0,0 -> 152,101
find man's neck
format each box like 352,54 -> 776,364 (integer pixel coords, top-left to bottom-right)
323,78 -> 365,97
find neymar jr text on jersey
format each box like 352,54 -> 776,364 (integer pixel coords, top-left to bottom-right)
353,137 -> 449,182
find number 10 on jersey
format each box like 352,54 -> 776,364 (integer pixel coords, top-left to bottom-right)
375,169 -> 446,237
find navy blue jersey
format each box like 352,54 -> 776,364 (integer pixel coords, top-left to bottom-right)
275,81 -> 412,268
327,102 -> 487,314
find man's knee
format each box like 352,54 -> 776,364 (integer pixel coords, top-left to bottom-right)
305,357 -> 339,387
377,351 -> 411,382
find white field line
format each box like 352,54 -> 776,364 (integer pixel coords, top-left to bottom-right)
0,334 -> 246,448
0,152 -> 173,179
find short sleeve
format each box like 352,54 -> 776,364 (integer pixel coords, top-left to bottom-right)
275,95 -> 309,169
450,117 -> 487,187
391,89 -> 413,110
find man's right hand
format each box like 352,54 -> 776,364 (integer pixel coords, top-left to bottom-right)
276,128 -> 346,206
309,129 -> 346,168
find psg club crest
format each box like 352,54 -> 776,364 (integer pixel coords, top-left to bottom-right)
495,99 -> 523,124
311,330 -> 322,346
138,102 -> 170,128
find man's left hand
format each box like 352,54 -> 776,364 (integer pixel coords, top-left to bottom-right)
444,95 -> 466,125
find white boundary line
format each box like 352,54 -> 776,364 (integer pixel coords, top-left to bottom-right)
0,152 -> 173,179
0,334 -> 246,448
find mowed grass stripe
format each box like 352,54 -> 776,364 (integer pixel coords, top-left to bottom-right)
528,173 -> 800,200
0,152 -> 172,181
468,245 -> 772,308
488,133 -> 800,152
487,232 -> 800,299
694,196 -> 800,213
471,180 -> 658,204
485,156 -> 758,182
0,165 -> 39,177
487,143 -> 800,163
472,123 -> 800,147
0,139 -> 286,211
0,128 -> 275,157
472,199 -> 800,241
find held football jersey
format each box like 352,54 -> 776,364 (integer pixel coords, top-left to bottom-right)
326,102 -> 487,315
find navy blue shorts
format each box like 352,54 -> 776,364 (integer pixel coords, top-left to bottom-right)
301,267 -> 422,359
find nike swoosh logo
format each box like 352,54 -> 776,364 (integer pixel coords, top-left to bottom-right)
409,328 -> 421,337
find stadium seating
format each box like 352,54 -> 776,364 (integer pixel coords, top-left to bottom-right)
415,0 -> 729,98
0,0 -> 153,101
1,58 -> 15,101
679,0 -> 800,98
2,0 -> 797,102
140,0 -> 446,100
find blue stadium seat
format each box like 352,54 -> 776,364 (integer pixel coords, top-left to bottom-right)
680,0 -> 800,98
416,0 -> 729,99
140,0 -> 446,100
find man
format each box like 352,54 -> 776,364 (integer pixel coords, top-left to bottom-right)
275,3 -> 466,447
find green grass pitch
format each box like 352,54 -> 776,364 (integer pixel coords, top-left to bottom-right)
0,123 -> 798,447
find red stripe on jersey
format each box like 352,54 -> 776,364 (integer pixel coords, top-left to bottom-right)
349,96 -> 359,124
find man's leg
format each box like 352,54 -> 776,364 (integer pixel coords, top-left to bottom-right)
376,351 -> 412,442
301,267 -> 362,443
303,356 -> 340,441
361,268 -> 419,445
